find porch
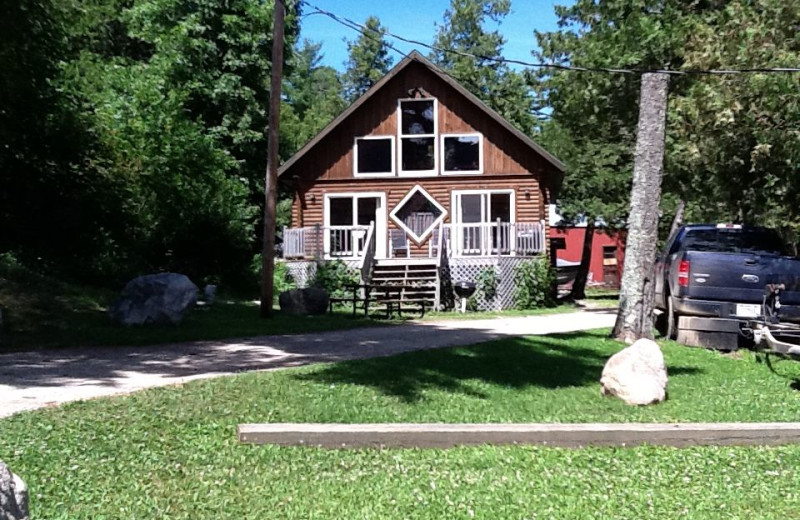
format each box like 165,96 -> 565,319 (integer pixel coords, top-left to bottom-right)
282,220 -> 547,261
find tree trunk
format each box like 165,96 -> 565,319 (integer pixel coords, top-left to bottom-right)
260,1 -> 286,318
571,222 -> 595,300
613,73 -> 670,343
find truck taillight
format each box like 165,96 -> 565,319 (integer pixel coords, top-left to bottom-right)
678,260 -> 690,287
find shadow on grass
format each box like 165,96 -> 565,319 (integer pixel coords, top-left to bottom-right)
297,331 -> 703,402
0,299 -> 384,352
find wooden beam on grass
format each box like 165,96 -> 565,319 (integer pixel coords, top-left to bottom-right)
238,422 -> 800,449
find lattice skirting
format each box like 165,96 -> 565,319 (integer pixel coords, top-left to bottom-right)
441,256 -> 541,311
282,259 -> 360,289
286,257 -> 540,311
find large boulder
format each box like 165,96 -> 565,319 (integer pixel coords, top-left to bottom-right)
109,273 -> 199,326
279,288 -> 329,316
601,338 -> 668,406
0,461 -> 29,520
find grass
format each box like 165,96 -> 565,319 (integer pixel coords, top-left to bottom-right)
0,296 -> 389,351
423,303 -> 580,320
3,330 -> 800,518
0,255 -> 576,350
0,257 -> 394,351
581,287 -> 620,309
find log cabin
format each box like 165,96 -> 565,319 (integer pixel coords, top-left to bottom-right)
279,51 -> 564,311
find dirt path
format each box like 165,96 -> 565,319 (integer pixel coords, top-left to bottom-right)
0,310 -> 616,418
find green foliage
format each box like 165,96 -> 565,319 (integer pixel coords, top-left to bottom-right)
273,262 -> 297,295
249,257 -> 297,297
311,260 -> 360,298
281,39 -> 346,155
536,0 -> 800,238
666,1 -> 800,233
475,266 -> 498,300
513,258 -> 556,309
1,0 -> 302,286
5,331 -> 800,517
342,16 -> 394,102
430,0 -> 538,134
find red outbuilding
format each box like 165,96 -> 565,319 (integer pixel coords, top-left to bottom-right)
550,226 -> 626,288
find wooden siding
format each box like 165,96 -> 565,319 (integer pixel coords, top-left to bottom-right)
291,176 -> 545,257
284,61 -> 552,183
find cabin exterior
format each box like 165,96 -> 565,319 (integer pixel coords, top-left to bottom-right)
279,52 -> 564,310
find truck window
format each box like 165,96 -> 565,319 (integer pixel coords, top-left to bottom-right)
677,228 -> 787,255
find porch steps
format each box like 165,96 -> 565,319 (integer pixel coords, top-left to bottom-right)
370,260 -> 438,309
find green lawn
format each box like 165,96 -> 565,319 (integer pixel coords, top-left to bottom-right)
423,303 -> 579,320
3,330 -> 800,518
0,254 -> 575,351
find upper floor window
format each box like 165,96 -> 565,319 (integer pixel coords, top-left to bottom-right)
399,99 -> 437,176
442,133 -> 482,174
354,136 -> 395,177
352,97 -> 486,178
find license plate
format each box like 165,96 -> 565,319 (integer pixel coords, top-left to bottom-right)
736,304 -> 761,318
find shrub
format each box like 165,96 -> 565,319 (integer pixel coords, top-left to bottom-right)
475,267 -> 499,300
513,257 -> 557,309
250,256 -> 297,299
274,262 -> 297,295
311,260 -> 359,298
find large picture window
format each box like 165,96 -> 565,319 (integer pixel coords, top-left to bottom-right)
354,136 -> 394,177
442,134 -> 482,174
399,99 -> 437,175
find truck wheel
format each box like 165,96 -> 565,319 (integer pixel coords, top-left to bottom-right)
666,296 -> 679,340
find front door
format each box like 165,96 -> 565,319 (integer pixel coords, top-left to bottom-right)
324,193 -> 387,259
452,191 -> 514,255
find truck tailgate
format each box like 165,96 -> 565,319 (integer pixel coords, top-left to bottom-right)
679,251 -> 800,304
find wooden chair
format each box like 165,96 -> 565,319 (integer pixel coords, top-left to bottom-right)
428,227 -> 440,258
390,229 -> 410,258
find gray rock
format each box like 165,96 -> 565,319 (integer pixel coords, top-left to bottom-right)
109,273 -> 199,326
0,461 -> 29,520
279,288 -> 329,316
203,284 -> 218,305
601,338 -> 668,406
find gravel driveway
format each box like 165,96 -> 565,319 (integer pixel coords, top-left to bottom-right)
0,310 -> 616,418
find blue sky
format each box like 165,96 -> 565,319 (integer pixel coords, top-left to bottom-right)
298,0 -> 573,71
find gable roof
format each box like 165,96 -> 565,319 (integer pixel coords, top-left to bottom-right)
277,50 -> 565,177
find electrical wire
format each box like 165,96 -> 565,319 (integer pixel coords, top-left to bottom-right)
299,0 -> 800,76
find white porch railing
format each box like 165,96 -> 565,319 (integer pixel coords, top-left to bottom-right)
283,224 -> 371,259
283,220 -> 546,260
444,220 -> 545,257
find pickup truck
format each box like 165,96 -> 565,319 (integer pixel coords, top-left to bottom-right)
654,224 -> 800,349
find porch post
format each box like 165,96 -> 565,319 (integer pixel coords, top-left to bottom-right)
496,218 -> 502,258
315,223 -> 322,260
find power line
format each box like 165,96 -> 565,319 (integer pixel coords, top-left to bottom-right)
300,0 -> 800,76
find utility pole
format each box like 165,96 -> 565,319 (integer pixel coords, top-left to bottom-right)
261,0 -> 285,318
613,73 -> 670,343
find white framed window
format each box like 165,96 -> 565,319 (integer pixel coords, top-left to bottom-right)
353,136 -> 395,177
451,189 -> 515,225
451,189 -> 515,256
389,185 -> 447,244
398,98 -> 438,177
323,192 -> 387,259
441,133 -> 483,175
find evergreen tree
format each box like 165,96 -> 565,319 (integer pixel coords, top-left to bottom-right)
342,16 -> 394,103
282,40 -> 346,154
430,0 -> 537,134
